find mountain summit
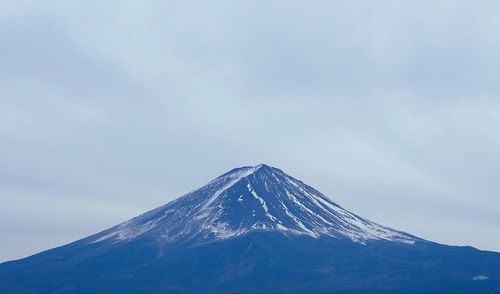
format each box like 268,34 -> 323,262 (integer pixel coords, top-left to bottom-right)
93,164 -> 415,246
1,165 -> 499,294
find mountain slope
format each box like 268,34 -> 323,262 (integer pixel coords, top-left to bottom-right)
92,164 -> 415,245
0,164 -> 499,294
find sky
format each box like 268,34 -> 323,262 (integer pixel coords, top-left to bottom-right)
1,0 -> 500,262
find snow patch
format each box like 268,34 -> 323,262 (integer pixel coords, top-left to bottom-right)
472,275 -> 490,281
201,166 -> 261,211
247,183 -> 280,223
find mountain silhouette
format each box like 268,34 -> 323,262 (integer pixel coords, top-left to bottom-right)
1,164 -> 499,293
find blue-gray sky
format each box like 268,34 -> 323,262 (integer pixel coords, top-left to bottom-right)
1,0 -> 500,262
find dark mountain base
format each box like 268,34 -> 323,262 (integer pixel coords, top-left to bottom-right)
1,232 -> 499,294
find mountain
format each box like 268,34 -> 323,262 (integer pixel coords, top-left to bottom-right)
0,164 -> 499,294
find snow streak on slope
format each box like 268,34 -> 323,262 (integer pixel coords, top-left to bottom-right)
92,165 -> 416,245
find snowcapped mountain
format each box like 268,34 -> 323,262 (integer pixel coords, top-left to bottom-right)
1,164 -> 499,294
92,164 -> 415,245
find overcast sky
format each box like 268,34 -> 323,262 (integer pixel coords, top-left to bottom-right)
1,0 -> 500,262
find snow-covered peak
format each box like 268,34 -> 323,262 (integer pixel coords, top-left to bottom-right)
92,164 -> 416,245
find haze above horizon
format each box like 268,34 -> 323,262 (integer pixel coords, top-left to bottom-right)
1,0 -> 500,262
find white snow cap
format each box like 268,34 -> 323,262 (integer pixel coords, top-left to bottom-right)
93,164 -> 417,245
